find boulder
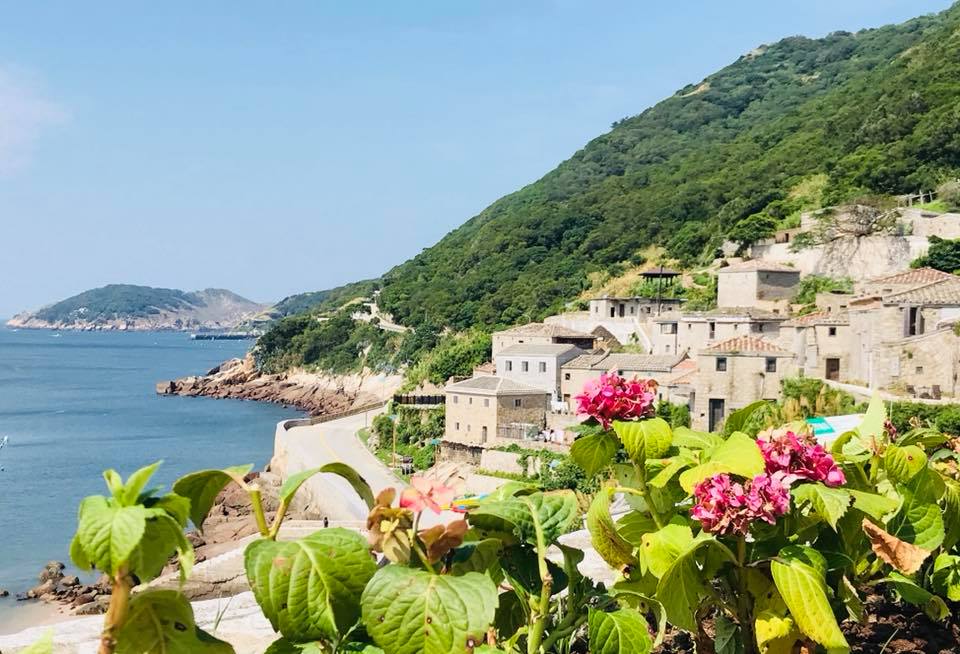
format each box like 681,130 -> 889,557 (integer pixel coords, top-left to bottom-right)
61,575 -> 80,587
0,588 -> 8,597
28,579 -> 57,598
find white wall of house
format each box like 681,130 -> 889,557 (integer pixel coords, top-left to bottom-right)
494,349 -> 581,400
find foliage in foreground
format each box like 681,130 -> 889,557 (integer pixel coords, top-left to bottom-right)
65,379 -> 960,653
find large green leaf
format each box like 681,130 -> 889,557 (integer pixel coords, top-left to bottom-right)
467,490 -> 578,546
770,546 -> 848,652
449,538 -> 503,578
616,511 -> 658,547
792,484 -> 851,530
119,461 -> 162,506
880,572 -> 950,621
279,462 -> 376,509
570,431 -> 620,477
942,478 -> 960,550
245,528 -> 376,642
72,496 -> 147,575
931,553 -> 960,601
671,426 -> 723,451
129,511 -> 194,583
265,640 -> 384,654
588,608 -> 652,654
884,445 -> 927,483
173,465 -> 253,533
714,614 -> 744,654
678,432 -> 765,493
650,526 -> 724,632
587,488 -> 636,569
116,590 -> 235,653
648,452 -> 697,489
856,393 -> 886,441
846,489 -> 899,521
888,483 -> 945,552
614,418 -> 673,465
641,523 -> 697,579
723,401 -> 768,435
500,545 -> 567,596
361,566 -> 498,654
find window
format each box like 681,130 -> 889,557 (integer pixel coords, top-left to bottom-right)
506,360 -> 513,372
481,426 -> 488,442
660,322 -> 677,334
455,422 -> 460,431
514,398 -> 522,408
716,357 -> 727,372
453,395 -> 458,404
828,326 -> 838,336
665,345 -> 671,353
521,361 -> 529,372
564,372 -> 571,380
484,398 -> 489,407
916,366 -> 924,374
467,424 -> 471,431
538,361 -> 546,373
468,397 -> 473,405
709,322 -> 716,339
765,357 -> 777,373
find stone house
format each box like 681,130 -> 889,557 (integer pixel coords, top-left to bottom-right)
780,311 -> 851,382
848,275 -> 960,394
692,335 -> 796,431
494,343 -> 583,400
650,308 -> 788,357
855,267 -> 957,297
491,323 -> 595,357
443,376 -> 549,448
716,260 -> 800,309
589,295 -> 684,321
558,352 -> 688,408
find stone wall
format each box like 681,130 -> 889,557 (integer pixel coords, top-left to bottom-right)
692,353 -> 796,430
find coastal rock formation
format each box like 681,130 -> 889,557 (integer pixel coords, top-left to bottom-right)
156,354 -> 402,415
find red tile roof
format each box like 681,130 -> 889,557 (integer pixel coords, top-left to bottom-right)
704,335 -> 792,355
782,311 -> 849,327
864,267 -> 957,287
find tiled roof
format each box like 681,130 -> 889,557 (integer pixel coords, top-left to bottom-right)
666,359 -> 698,386
704,335 -> 792,355
882,277 -> 960,306
864,267 -> 956,288
496,322 -> 595,339
563,352 -> 685,373
445,376 -> 548,395
656,307 -> 787,322
782,311 -> 850,327
717,260 -> 799,274
497,343 -> 583,357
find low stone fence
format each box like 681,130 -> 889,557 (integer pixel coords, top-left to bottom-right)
280,400 -> 387,431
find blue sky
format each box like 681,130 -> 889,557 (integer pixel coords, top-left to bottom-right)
0,1 -> 951,317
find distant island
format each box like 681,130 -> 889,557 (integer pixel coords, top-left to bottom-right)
6,284 -> 269,332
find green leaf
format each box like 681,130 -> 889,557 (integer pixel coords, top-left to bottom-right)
616,511 -> 658,547
678,432 -> 765,493
588,608 -> 652,654
856,393 -> 886,441
245,528 -> 377,641
570,431 -> 620,477
770,546 -> 848,652
931,553 -> 960,601
467,490 -> 578,546
884,445 -> 927,483
19,631 -> 53,654
72,496 -> 147,575
888,483 -> 945,552
614,418 -> 673,465
149,492 -> 191,528
361,566 -> 498,654
846,489 -> 899,521
103,469 -> 124,500
641,523 -> 696,579
481,480 -> 537,502
880,572 -> 950,621
500,545 -> 567,596
838,576 -> 864,623
671,426 -> 722,450
121,461 -> 162,506
587,487 -> 636,569
173,465 -> 253,533
714,614 -> 744,654
648,452 -> 696,489
723,400 -> 768,435
129,512 -> 194,583
942,478 -> 960,550
494,590 -> 527,640
651,527 -> 725,632
279,462 -> 376,509
792,484 -> 851,530
449,538 -> 503,580
116,590 -> 235,653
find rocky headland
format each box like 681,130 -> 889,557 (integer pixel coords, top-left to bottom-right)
156,354 -> 402,416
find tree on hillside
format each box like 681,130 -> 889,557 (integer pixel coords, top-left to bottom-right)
727,211 -> 779,251
912,235 -> 960,273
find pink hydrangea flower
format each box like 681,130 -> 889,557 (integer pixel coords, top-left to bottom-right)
757,428 -> 845,487
575,372 -> 657,429
400,477 -> 455,514
691,472 -> 791,536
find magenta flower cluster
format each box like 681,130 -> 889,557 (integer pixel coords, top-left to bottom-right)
575,372 -> 657,429
690,472 -> 791,536
757,428 -> 846,487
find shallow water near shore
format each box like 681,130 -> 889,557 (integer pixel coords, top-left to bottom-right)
0,328 -> 301,632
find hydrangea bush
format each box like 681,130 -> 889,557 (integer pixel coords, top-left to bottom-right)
63,372 -> 960,654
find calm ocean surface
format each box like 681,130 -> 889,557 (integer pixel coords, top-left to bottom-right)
0,328 -> 300,628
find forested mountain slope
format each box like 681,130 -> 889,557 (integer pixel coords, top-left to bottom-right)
374,4 -> 960,331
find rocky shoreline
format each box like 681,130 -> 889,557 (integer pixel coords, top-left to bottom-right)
156,354 -> 402,416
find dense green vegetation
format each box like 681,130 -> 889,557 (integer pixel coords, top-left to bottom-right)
269,279 -> 377,318
33,284 -> 201,322
912,235 -> 960,273
792,274 -> 854,305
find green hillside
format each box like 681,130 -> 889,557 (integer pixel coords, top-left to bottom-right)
34,284 -> 199,322
257,3 -> 960,373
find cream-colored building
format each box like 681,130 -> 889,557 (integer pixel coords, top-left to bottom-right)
494,343 -> 583,400
692,335 -> 796,431
848,275 -> 960,395
855,267 -> 958,297
491,323 -> 595,357
443,376 -> 549,447
651,308 -> 787,357
589,296 -> 684,320
559,352 -> 687,407
716,260 -> 800,309
780,311 -> 851,381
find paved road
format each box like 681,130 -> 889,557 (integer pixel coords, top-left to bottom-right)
273,408 -> 453,527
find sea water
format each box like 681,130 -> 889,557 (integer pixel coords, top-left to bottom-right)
0,328 -> 300,630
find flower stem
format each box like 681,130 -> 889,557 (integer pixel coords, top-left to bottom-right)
249,485 -> 271,538
735,536 -> 758,654
98,568 -> 131,654
634,462 -> 665,529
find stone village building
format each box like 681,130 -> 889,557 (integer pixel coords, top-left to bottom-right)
716,260 -> 800,310
493,343 -> 584,401
650,308 -> 787,357
441,376 -> 550,451
559,352 -> 689,407
491,323 -> 596,357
